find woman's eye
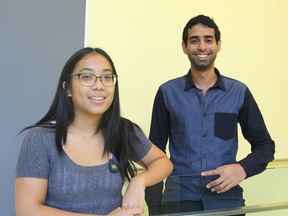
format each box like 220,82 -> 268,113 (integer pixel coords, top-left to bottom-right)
103,75 -> 112,80
81,74 -> 93,80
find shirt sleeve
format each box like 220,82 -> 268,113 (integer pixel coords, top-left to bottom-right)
237,88 -> 275,178
128,126 -> 153,162
149,87 -> 170,153
15,127 -> 51,179
146,88 -> 168,209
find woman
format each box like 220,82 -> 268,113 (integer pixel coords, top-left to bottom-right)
15,47 -> 173,216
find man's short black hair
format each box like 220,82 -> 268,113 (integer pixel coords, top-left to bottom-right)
182,14 -> 221,45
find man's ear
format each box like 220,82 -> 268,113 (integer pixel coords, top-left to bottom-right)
182,41 -> 187,54
217,39 -> 221,52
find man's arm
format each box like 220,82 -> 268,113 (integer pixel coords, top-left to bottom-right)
145,88 -> 170,214
237,88 -> 275,177
201,87 -> 275,193
149,88 -> 170,152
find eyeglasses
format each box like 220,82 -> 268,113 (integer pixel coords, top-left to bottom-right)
71,73 -> 117,87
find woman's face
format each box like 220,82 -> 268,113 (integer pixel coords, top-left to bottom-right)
69,53 -> 115,119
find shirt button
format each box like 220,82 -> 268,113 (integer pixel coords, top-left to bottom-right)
203,134 -> 207,138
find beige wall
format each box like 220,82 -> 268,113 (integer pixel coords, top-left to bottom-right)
86,0 -> 287,160
86,0 -> 288,215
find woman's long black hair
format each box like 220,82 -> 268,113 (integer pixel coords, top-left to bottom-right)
22,47 -> 139,181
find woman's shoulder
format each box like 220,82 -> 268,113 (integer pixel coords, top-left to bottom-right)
120,117 -> 140,129
24,126 -> 55,139
16,126 -> 57,178
21,126 -> 56,151
120,117 -> 152,160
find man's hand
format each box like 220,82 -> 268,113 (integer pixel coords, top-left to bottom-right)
201,164 -> 246,193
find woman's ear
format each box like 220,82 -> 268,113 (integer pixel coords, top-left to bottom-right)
62,81 -> 66,90
62,81 -> 72,97
67,90 -> 72,97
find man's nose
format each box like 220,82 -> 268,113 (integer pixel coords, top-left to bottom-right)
198,40 -> 207,50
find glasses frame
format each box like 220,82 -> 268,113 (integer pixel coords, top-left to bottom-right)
71,73 -> 118,87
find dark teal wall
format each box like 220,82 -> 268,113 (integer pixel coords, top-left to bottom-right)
0,0 -> 86,214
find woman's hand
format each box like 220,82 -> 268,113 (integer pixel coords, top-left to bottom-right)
108,207 -> 143,216
121,144 -> 173,214
122,175 -> 145,209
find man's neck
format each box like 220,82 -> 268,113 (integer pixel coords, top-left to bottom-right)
191,67 -> 217,95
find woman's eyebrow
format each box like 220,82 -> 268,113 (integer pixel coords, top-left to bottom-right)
102,68 -> 113,73
78,68 -> 113,73
79,67 -> 93,72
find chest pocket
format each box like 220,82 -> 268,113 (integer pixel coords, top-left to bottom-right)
214,112 -> 237,141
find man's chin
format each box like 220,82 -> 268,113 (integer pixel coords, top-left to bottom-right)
194,63 -> 213,71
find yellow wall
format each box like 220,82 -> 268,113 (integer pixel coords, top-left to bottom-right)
86,1 -> 288,214
86,0 -> 287,160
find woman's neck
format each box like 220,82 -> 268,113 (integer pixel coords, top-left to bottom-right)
69,114 -> 101,137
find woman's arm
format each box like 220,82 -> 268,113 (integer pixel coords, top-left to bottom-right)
122,144 -> 173,209
15,178 -> 96,216
15,178 -> 142,216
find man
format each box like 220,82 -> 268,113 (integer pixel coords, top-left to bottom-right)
145,14 -> 275,215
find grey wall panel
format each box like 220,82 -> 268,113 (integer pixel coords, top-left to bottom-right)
0,0 -> 86,214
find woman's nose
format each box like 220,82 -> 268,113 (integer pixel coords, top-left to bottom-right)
92,77 -> 104,90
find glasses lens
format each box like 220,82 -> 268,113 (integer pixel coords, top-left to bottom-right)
77,73 -> 117,87
79,74 -> 95,86
102,74 -> 116,87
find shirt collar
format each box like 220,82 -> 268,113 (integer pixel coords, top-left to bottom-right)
184,68 -> 226,91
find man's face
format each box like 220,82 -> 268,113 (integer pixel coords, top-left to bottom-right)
182,23 -> 221,71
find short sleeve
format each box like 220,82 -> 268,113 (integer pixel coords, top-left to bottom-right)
15,127 -> 53,179
129,126 -> 152,162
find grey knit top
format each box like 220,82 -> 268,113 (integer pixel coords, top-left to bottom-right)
15,126 -> 152,215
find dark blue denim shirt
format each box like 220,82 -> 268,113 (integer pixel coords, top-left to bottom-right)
149,68 -> 275,209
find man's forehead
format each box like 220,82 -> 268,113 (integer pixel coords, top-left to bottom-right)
188,24 -> 215,37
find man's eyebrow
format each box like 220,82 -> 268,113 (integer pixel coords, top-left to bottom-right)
204,35 -> 214,39
189,35 -> 214,40
189,36 -> 199,40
